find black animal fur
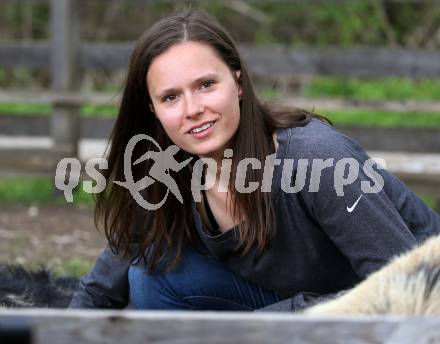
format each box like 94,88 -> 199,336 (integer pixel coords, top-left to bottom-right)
2,234 -> 440,313
0,265 -> 78,308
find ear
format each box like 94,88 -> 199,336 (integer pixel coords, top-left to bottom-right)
149,103 -> 155,114
234,70 -> 241,82
235,70 -> 242,98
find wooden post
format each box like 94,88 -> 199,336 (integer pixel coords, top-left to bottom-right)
50,0 -> 80,158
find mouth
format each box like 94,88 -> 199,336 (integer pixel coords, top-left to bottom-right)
188,121 -> 216,134
188,120 -> 216,138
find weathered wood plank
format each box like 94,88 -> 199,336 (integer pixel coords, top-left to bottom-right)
0,42 -> 50,68
385,317 -> 440,344
240,45 -> 440,78
2,43 -> 440,77
0,91 -> 120,106
0,147 -> 67,174
0,309 -> 414,344
335,125 -> 440,154
81,42 -> 133,70
0,309 -> 439,344
369,151 -> 440,197
0,115 -> 114,139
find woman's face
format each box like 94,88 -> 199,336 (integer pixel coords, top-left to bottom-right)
146,41 -> 242,160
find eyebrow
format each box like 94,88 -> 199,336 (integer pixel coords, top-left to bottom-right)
155,73 -> 219,100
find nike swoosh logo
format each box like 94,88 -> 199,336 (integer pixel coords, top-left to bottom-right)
347,194 -> 363,213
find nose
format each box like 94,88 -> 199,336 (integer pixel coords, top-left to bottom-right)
184,93 -> 204,119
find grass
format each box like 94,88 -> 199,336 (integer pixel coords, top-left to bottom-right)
54,257 -> 94,278
322,109 -> 440,128
421,195 -> 439,213
21,258 -> 94,278
306,77 -> 440,101
0,102 -> 118,118
261,76 -> 440,128
0,177 -> 96,278
0,177 -> 94,206
0,102 -> 52,115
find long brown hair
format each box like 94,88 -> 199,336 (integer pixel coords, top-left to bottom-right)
95,10 -> 329,272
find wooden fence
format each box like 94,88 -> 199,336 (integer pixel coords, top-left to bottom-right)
0,0 -> 439,207
1,309 -> 440,344
2,42 -> 440,78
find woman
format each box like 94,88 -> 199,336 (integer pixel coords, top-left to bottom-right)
69,11 -> 440,311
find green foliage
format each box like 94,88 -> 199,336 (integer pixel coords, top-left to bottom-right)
0,177 -> 94,206
420,195 -> 439,213
1,1 -> 440,91
55,257 -> 94,278
258,87 -> 282,100
0,102 -> 51,115
255,1 -> 390,46
73,185 -> 96,206
0,177 -> 53,203
1,0 -> 439,46
324,109 -> 440,128
0,103 -> 117,118
81,104 -> 118,117
307,77 -> 440,101
3,1 -> 51,39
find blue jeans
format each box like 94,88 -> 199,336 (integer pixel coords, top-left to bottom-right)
128,245 -> 282,310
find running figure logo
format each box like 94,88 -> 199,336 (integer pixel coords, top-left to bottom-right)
114,134 -> 192,210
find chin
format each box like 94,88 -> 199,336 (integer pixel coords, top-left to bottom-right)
186,143 -> 226,160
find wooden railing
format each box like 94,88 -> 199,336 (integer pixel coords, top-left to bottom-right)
1,309 -> 440,344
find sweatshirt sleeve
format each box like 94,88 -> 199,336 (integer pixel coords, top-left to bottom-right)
290,126 -> 419,279
68,245 -> 135,309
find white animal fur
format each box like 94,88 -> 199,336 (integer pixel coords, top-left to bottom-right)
305,234 -> 440,315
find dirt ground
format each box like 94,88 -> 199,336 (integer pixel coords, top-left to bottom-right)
0,203 -> 106,269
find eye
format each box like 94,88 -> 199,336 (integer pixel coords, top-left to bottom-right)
162,94 -> 178,103
200,79 -> 215,89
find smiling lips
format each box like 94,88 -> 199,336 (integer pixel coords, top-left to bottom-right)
188,120 -> 216,138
